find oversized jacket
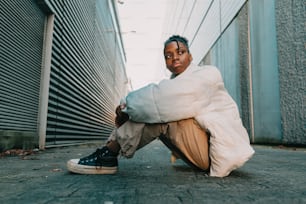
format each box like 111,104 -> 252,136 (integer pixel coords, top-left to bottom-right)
123,63 -> 255,177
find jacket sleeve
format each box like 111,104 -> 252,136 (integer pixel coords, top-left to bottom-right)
124,83 -> 162,123
124,66 -> 215,123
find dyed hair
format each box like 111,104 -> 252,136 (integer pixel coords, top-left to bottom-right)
164,35 -> 190,52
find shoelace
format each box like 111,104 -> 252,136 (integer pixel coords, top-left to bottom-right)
96,148 -> 115,167
79,148 -> 109,166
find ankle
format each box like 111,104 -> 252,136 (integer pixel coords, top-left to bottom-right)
106,141 -> 120,154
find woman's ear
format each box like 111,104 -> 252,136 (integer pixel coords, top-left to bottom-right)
189,53 -> 193,62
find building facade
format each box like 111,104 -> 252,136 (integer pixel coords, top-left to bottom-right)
163,0 -> 305,145
1,0 -> 304,151
0,0 -> 128,151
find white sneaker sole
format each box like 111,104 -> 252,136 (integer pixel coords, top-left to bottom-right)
67,159 -> 118,175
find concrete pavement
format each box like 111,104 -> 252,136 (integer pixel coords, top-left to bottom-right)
0,140 -> 305,204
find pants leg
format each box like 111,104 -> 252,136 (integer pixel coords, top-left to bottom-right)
107,120 -> 167,158
107,118 -> 210,171
165,118 -> 210,170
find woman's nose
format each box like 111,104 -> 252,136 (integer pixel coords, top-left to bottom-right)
173,53 -> 179,60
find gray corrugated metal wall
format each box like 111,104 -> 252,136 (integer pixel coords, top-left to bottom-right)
0,0 -> 45,150
0,0 -> 127,150
46,0 -> 127,146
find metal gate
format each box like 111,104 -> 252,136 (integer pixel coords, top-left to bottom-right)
0,0 -> 45,149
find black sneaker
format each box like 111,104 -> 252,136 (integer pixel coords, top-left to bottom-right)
67,146 -> 118,174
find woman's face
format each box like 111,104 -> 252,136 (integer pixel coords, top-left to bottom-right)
164,41 -> 193,76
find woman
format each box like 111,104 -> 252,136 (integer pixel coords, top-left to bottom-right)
67,35 -> 254,177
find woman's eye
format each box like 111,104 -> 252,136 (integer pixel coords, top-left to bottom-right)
178,50 -> 185,55
165,55 -> 172,59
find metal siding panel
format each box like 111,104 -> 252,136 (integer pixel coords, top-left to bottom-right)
169,0 -> 187,34
220,0 -> 246,31
175,0 -> 195,34
0,1 -> 45,132
46,0 -> 127,146
249,0 -> 282,143
182,0 -> 247,64
162,0 -> 184,38
210,20 -> 241,111
190,0 -> 220,64
179,0 -> 212,41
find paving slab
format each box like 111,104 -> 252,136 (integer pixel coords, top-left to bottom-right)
0,140 -> 305,204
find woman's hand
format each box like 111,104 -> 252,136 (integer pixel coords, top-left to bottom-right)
115,104 -> 129,127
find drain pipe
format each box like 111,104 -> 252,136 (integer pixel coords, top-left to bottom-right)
247,5 -> 255,143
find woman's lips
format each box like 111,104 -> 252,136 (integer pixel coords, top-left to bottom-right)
173,62 -> 181,68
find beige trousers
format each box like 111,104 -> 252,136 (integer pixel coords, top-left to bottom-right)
107,118 -> 210,170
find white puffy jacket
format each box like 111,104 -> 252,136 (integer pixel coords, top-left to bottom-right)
124,63 -> 255,177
